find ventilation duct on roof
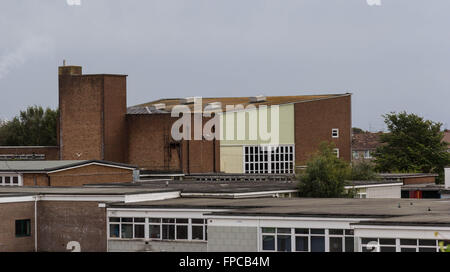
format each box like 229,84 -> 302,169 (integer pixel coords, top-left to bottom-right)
250,95 -> 267,103
152,103 -> 166,110
180,97 -> 198,104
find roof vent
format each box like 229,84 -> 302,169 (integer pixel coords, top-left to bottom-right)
180,97 -> 198,104
152,103 -> 166,110
250,95 -> 267,103
205,102 -> 222,111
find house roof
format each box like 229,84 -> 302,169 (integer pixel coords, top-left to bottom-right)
443,131 -> 450,146
352,132 -> 383,151
127,93 -> 351,115
0,160 -> 137,173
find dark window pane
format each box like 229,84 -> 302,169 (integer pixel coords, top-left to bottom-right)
12,177 -> 18,184
134,218 -> 145,223
263,235 -> 275,251
109,224 -> 120,238
330,237 -> 343,252
311,236 -> 325,252
5,177 -> 10,184
277,235 -> 291,252
400,239 -> 417,246
419,240 -> 436,246
277,228 -> 291,234
379,239 -> 395,245
329,229 -> 344,235
109,217 -> 120,222
345,237 -> 354,252
121,224 -> 133,238
122,218 -> 133,223
176,219 -> 188,224
192,219 -> 204,224
295,228 -> 309,234
192,226 -> 204,240
345,229 -> 354,236
162,225 -> 175,240
134,225 -> 145,238
149,225 -> 161,239
419,247 -> 436,252
149,218 -> 161,223
15,219 -> 31,237
311,229 -> 325,235
361,238 -> 378,244
380,246 -> 396,252
176,225 -> 188,240
401,248 -> 417,252
262,228 -> 275,233
162,218 -> 175,223
295,236 -> 308,252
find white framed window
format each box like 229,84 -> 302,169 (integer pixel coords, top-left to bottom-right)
109,217 -> 207,241
243,145 -> 295,174
261,227 -> 354,252
332,128 -> 339,138
333,148 -> 340,158
364,150 -> 372,159
360,238 -> 443,252
0,174 -> 22,186
352,151 -> 359,159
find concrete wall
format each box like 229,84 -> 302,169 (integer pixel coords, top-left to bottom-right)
207,226 -> 258,252
445,168 -> 450,189
367,185 -> 401,199
108,240 -> 207,252
37,201 -> 106,252
0,201 -> 35,252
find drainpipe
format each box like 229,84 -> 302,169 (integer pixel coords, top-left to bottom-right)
34,195 -> 39,252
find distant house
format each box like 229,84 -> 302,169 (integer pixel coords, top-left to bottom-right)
443,130 -> 450,153
351,132 -> 382,162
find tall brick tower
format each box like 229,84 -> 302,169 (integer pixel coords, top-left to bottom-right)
58,65 -> 128,162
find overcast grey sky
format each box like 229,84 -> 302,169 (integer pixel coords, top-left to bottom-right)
0,0 -> 449,131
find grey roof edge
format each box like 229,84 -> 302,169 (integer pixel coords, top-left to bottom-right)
204,211 -> 392,219
6,160 -> 139,173
351,221 -> 450,228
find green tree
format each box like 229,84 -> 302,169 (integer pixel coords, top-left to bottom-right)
374,112 -> 450,183
298,142 -> 352,198
350,161 -> 378,181
0,106 -> 58,146
352,127 -> 365,134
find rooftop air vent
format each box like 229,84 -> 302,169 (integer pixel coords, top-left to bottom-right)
250,95 -> 267,103
180,97 -> 198,104
152,103 -> 166,110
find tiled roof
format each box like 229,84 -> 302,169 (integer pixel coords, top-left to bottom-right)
127,93 -> 350,114
352,132 -> 383,151
443,131 -> 450,146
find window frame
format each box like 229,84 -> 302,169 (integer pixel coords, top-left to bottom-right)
15,219 -> 31,238
243,145 -> 295,174
332,128 -> 339,138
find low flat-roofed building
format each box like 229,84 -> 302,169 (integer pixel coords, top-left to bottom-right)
0,160 -> 137,187
379,173 -> 438,185
345,180 -> 403,199
0,186 -> 180,252
106,197 -> 450,252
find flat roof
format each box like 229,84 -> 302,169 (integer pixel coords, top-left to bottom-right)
108,197 -> 450,219
127,94 -> 350,115
0,186 -> 178,196
345,180 -> 403,187
379,173 -> 439,179
0,160 -> 137,172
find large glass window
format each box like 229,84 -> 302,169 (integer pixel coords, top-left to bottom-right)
244,145 -> 294,174
15,219 -> 31,237
362,238 -> 440,252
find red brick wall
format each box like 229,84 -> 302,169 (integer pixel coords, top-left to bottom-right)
37,201 -> 106,252
0,146 -> 59,160
23,173 -> 49,186
127,114 -> 219,173
403,176 -> 436,185
0,201 -> 35,252
47,164 -> 133,186
59,69 -> 127,162
294,95 -> 352,165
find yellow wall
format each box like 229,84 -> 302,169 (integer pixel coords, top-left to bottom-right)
220,146 -> 243,173
220,104 -> 294,146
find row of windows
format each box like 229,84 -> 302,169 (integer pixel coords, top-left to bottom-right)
0,154 -> 45,160
352,150 -> 372,159
109,217 -> 207,241
361,238 -> 449,252
244,145 -> 295,174
0,175 -> 20,186
261,227 -> 354,252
